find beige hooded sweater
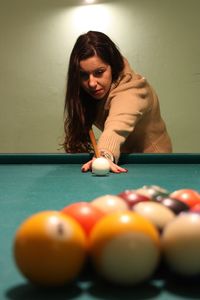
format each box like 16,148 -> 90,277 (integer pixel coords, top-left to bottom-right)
94,59 -> 172,163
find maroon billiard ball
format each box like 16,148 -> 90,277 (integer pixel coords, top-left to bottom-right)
159,197 -> 189,215
118,190 -> 150,209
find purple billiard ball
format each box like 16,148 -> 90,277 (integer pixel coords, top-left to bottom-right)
159,197 -> 189,215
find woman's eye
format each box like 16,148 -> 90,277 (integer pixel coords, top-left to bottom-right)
80,69 -> 105,80
94,69 -> 104,77
80,72 -> 89,80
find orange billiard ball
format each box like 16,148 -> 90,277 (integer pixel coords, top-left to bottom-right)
14,211 -> 87,287
88,211 -> 160,286
61,202 -> 106,236
170,189 -> 200,208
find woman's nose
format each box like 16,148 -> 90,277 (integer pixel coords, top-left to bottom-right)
88,75 -> 97,88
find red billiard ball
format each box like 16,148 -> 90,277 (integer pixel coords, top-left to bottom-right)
170,189 -> 200,208
61,202 -> 106,236
118,190 -> 149,209
190,203 -> 200,213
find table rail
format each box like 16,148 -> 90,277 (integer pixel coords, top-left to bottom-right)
0,153 -> 199,164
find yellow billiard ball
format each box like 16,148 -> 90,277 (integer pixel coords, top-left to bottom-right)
88,211 -> 160,286
14,211 -> 87,287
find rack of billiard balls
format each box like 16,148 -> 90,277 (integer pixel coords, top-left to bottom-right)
13,186 -> 200,287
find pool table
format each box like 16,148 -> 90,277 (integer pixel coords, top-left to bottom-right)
1,153 -> 200,300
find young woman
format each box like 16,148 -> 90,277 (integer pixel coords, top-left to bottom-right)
63,31 -> 172,173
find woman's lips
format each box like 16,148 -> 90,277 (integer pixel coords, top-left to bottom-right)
92,89 -> 103,96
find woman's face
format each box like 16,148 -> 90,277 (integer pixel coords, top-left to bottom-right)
79,55 -> 112,100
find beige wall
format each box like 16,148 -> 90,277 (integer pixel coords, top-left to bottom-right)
0,0 -> 199,153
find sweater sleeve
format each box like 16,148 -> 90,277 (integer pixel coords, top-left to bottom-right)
97,75 -> 153,162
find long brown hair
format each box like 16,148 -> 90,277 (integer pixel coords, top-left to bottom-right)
63,31 -> 124,153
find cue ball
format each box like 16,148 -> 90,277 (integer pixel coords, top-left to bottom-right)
161,213 -> 200,276
14,211 -> 87,286
89,211 -> 160,285
92,157 -> 110,176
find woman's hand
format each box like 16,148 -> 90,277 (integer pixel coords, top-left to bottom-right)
81,158 -> 94,173
109,162 -> 128,173
81,157 -> 128,174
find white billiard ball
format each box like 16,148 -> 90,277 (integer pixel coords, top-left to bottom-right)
133,201 -> 176,231
92,157 -> 110,176
91,194 -> 129,214
161,212 -> 200,276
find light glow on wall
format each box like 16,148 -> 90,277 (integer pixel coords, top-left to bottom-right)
70,4 -> 112,34
84,0 -> 96,4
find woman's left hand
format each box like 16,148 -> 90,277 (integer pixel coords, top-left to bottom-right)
81,158 -> 128,174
